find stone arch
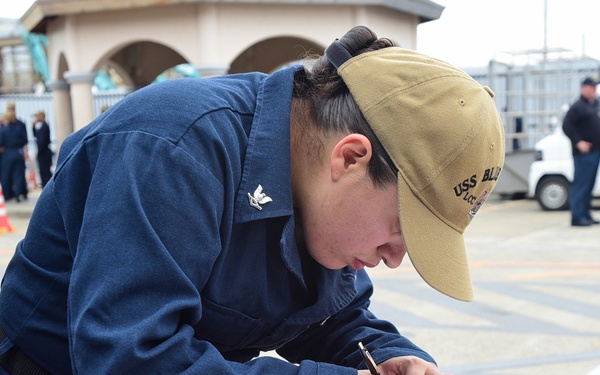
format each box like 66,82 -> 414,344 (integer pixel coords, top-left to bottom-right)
229,36 -> 324,74
93,40 -> 192,89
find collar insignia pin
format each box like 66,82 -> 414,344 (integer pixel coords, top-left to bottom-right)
248,184 -> 273,211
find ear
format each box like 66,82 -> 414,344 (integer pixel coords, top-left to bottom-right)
330,134 -> 372,181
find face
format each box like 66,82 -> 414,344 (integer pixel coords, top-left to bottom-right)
300,165 -> 407,271
582,84 -> 597,101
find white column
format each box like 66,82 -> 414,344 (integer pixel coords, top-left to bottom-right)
195,64 -> 230,77
195,4 -> 229,77
46,79 -> 73,151
64,71 -> 97,131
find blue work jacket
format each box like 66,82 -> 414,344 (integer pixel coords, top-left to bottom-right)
0,67 -> 434,374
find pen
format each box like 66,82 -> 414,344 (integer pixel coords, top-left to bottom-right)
358,342 -> 382,375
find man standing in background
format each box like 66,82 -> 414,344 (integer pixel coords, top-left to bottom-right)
32,110 -> 53,188
562,77 -> 600,226
6,102 -> 29,200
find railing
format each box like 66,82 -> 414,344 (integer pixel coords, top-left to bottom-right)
0,89 -> 127,144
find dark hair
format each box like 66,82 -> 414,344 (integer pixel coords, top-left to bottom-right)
292,26 -> 396,187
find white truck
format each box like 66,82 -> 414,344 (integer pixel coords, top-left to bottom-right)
528,128 -> 600,210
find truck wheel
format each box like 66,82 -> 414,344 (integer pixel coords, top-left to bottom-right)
536,176 -> 569,211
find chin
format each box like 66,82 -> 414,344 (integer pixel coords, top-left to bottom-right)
314,257 -> 346,270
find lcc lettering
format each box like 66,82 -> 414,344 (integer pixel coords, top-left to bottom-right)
482,167 -> 502,182
462,192 -> 477,204
453,174 -> 477,197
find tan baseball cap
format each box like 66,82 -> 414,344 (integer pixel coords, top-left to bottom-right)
326,43 -> 505,301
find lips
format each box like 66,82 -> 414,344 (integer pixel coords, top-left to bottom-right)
352,259 -> 366,270
352,258 -> 378,270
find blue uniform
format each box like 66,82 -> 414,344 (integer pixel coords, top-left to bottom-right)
0,67 -> 433,374
33,120 -> 53,188
0,121 -> 28,200
563,95 -> 600,223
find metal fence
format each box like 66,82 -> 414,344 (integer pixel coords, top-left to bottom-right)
467,50 -> 600,152
0,89 -> 127,147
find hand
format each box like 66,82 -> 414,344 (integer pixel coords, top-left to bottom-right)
576,140 -> 592,153
357,356 -> 453,375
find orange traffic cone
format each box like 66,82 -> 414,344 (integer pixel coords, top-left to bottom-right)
0,183 -> 14,233
27,156 -> 38,190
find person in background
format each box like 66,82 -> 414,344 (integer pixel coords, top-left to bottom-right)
0,112 -> 10,188
0,111 -> 28,202
32,110 -> 53,188
0,26 -> 505,375
0,113 -> 5,179
562,77 -> 600,227
6,102 -> 29,201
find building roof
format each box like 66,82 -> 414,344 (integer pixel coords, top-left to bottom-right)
0,18 -> 23,48
21,0 -> 444,34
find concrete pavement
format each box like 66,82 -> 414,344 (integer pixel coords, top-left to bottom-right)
0,189 -> 40,278
367,196 -> 600,375
0,190 -> 598,374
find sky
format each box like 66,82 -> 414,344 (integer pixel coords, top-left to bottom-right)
3,0 -> 600,69
417,0 -> 600,68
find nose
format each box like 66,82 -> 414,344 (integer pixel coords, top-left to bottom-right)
377,240 -> 406,269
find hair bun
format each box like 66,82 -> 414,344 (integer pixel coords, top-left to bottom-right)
337,26 -> 379,56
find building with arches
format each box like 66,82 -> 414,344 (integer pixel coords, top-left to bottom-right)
20,0 -> 443,146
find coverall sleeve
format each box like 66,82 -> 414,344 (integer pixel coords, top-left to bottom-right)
277,270 -> 436,369
61,131 -> 357,375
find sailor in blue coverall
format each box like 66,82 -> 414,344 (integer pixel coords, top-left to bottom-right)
0,26 -> 505,375
1,66 -> 439,374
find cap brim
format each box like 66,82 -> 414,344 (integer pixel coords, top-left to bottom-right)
398,173 -> 474,302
